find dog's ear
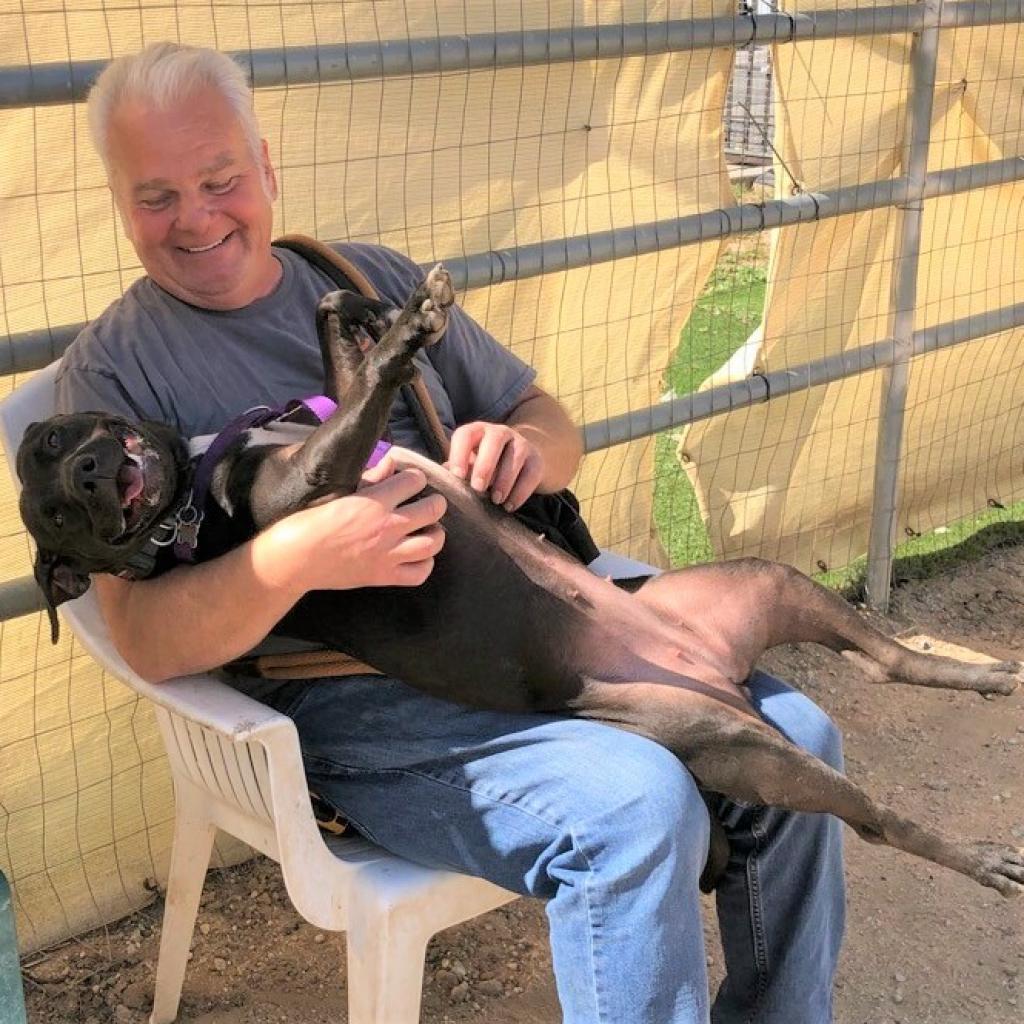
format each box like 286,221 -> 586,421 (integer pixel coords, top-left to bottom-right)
31,550 -> 91,644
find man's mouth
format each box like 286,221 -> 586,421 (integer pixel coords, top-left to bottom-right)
180,231 -> 233,254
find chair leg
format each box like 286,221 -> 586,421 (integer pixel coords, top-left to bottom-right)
149,791 -> 217,1024
345,901 -> 431,1024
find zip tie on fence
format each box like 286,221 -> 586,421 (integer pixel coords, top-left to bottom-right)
751,371 -> 772,401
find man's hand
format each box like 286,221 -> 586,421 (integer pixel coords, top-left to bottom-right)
446,421 -> 543,512
260,455 -> 447,592
445,386 -> 584,512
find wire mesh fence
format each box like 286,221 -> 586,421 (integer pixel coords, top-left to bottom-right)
0,0 -> 1021,954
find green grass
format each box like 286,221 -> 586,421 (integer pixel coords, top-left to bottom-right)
653,256 -> 766,566
651,257 -> 1024,586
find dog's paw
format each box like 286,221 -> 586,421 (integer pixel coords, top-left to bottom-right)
967,842 -> 1024,898
416,264 -> 454,345
971,660 -> 1021,697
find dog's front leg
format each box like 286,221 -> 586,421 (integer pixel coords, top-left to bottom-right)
247,266 -> 454,527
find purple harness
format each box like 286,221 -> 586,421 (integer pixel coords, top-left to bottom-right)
170,396 -> 391,563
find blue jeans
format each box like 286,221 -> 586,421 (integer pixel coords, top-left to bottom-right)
264,669 -> 846,1023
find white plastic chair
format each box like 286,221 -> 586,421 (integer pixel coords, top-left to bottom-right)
0,361 -> 658,1022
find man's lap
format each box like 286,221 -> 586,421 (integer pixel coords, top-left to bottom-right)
245,670 -> 840,895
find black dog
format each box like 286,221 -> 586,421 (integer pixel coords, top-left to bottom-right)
16,266 -> 1024,898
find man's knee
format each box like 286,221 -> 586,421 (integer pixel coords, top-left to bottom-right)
748,671 -> 844,771
563,733 -> 711,876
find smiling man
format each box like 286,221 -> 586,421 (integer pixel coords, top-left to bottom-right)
53,42 -> 848,1024
102,87 -> 281,309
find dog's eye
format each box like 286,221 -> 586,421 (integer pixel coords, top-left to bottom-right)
52,512 -> 64,529
46,429 -> 60,450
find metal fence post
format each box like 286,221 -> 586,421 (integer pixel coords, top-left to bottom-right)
865,0 -> 942,610
0,871 -> 27,1024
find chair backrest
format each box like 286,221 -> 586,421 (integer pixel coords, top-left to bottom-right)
0,362 -> 167,701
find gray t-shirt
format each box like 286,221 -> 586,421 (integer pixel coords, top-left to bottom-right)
56,242 -> 535,453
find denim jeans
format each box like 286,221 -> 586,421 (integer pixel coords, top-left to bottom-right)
262,669 -> 846,1024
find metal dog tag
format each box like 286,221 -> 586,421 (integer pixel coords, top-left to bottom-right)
174,503 -> 203,550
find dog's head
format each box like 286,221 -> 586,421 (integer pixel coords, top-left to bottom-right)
16,412 -> 190,641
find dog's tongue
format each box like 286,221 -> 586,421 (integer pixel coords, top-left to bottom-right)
117,463 -> 144,508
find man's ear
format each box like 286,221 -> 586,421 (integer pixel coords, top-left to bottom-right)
260,138 -> 279,202
32,550 -> 91,645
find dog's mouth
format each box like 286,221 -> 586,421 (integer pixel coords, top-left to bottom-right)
112,427 -> 165,539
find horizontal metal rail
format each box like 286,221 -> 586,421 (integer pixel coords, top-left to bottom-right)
2,297 -> 1021,623
1,1 -> 1022,109
583,300 -> 1024,452
6,153 -> 1023,375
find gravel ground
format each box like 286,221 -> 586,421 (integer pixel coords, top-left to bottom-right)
22,541 -> 1024,1023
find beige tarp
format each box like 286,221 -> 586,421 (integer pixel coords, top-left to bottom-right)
0,1 -> 732,950
680,1 -> 1024,574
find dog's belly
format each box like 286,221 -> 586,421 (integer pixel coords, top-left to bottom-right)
273,449 -> 750,714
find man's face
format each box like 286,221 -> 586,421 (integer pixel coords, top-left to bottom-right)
106,87 -> 281,310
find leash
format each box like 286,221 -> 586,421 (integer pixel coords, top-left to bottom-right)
274,234 -> 452,462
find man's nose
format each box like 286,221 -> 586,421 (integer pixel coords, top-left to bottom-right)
174,191 -> 214,234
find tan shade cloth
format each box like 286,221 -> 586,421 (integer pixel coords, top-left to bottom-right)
679,3 -> 1024,574
0,1 -> 732,950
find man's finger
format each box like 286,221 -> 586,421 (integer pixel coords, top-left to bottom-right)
362,466 -> 428,505
447,422 -> 486,479
359,451 -> 397,486
392,493 -> 447,532
488,441 -> 527,506
392,524 -> 446,562
469,429 -> 511,493
391,557 -> 436,586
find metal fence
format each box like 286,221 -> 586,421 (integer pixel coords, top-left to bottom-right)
1,0 -> 1022,631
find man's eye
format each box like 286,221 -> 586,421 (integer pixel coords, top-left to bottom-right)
206,177 -> 238,195
138,195 -> 171,211
52,512 -> 64,529
46,429 -> 60,450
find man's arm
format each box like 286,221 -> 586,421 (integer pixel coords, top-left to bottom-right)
446,384 -> 583,511
96,462 -> 446,682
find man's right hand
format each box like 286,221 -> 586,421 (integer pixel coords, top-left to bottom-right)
256,456 -> 447,594
94,454 -> 445,682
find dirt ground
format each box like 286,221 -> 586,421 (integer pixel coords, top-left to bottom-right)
21,540 -> 1024,1024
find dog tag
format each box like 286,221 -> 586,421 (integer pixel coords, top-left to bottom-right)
174,504 -> 204,550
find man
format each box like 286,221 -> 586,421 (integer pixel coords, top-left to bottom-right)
57,42 -> 845,1023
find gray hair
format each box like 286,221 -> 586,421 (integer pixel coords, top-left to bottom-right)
88,42 -> 261,171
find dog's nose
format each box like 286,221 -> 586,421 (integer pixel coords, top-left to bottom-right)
71,451 -> 101,495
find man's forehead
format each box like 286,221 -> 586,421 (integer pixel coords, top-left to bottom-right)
107,91 -> 252,184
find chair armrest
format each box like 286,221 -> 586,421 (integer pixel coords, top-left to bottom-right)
588,548 -> 661,579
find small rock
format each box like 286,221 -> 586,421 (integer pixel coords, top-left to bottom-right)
894,971 -> 906,984
212,957 -> 228,973
451,959 -> 467,979
121,981 -> 150,1011
26,959 -> 70,984
435,969 -> 457,987
199,922 -> 211,936
112,1007 -> 135,1024
892,989 -> 904,1005
479,979 -> 504,997
450,981 -> 470,1001
924,779 -> 950,792
314,933 -> 326,944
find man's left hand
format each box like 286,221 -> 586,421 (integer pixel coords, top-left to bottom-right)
446,421 -> 544,512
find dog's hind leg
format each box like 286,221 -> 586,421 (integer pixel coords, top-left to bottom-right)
583,683 -> 1024,897
632,559 -> 1021,697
